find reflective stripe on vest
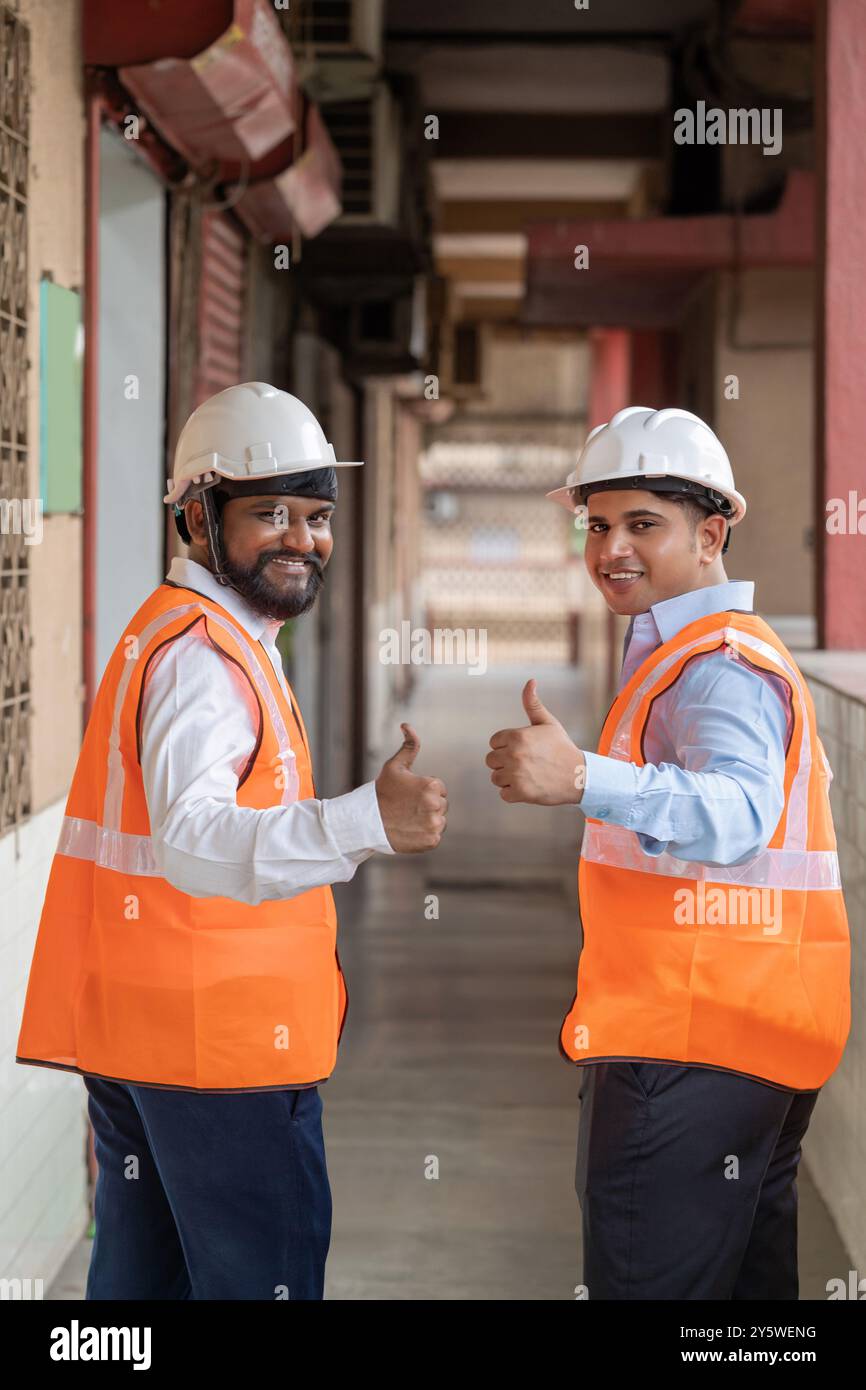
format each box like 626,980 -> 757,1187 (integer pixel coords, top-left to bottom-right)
560,611 -> 851,1092
16,583 -> 345,1093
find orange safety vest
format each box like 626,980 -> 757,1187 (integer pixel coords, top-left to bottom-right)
16,580 -> 347,1092
560,610 -> 851,1092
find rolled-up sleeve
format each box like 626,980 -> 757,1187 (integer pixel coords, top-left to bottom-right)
580,656 -> 790,867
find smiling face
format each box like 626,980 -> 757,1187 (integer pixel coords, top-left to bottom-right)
583,487 -> 728,616
185,491 -> 335,621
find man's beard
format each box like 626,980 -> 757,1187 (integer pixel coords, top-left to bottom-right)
219,549 -> 325,621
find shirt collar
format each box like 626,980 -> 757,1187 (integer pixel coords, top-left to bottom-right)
165,556 -> 283,648
648,580 -> 756,644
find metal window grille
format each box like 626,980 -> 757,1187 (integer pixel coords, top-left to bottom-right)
420,436 -> 580,664
0,2 -> 31,833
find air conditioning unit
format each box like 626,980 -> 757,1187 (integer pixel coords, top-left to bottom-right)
346,274 -> 428,374
288,0 -> 384,103
321,83 -> 400,227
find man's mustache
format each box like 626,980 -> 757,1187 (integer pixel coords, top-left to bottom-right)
258,551 -> 324,575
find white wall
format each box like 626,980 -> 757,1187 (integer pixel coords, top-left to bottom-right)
1,802 -> 89,1289
96,126 -> 166,681
799,659 -> 866,1275
0,0 -> 89,1297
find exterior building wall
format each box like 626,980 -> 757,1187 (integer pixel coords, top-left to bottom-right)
469,327 -> 590,417
26,0 -> 86,807
0,802 -> 88,1290
714,268 -> 815,618
799,656 -> 866,1274
2,0 -> 89,1290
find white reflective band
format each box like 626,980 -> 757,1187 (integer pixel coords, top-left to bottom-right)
104,601 -> 299,833
58,815 -> 160,876
608,623 -> 813,855
105,602 -> 208,833
581,822 -> 841,891
724,629 -> 812,852
204,610 -> 300,809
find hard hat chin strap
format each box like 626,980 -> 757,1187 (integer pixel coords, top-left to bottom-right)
200,487 -> 235,588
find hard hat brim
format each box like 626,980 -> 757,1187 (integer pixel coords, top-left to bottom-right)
545,475 -> 747,524
164,458 -> 364,507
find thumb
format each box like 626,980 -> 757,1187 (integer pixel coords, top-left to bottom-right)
522,678 -> 557,726
389,722 -> 420,771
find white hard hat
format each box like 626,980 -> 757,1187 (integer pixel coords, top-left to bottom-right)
164,381 -> 363,507
546,406 -> 746,523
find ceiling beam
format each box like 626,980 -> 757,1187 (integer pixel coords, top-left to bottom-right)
387,30 -> 673,45
439,198 -> 626,234
454,297 -> 522,322
436,256 -> 525,282
432,112 -> 666,160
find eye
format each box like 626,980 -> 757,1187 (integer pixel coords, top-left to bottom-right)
588,522 -> 607,534
310,512 -> 332,526
632,520 -> 655,530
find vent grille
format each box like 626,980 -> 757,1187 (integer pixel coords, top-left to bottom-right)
0,4 -> 31,834
322,100 -> 372,217
309,0 -> 352,47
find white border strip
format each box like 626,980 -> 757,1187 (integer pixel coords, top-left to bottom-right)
581,822 -> 841,891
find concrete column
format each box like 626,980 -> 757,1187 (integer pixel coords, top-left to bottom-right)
587,329 -> 632,692
816,0 -> 866,648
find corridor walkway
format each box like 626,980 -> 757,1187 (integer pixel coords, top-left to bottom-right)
324,663 -> 591,1300
47,664 -> 850,1300
323,662 -> 852,1301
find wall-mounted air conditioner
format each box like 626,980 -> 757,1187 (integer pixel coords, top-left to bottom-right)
289,0 -> 384,103
321,83 -> 401,227
346,274 -> 428,373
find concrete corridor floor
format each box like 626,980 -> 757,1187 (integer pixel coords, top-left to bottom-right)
48,663 -> 850,1300
324,663 -> 590,1299
324,663 -> 851,1300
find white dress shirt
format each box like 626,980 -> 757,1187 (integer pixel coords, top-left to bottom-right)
138,557 -> 394,906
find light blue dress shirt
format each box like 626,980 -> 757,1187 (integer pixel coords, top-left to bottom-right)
580,581 -> 793,868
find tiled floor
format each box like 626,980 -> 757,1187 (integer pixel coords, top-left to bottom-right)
49,664 -> 852,1299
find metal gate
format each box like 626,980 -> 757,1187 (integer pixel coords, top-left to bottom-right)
0,4 -> 30,832
195,209 -> 247,405
419,436 -> 579,664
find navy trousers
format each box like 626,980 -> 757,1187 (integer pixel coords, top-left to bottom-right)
575,1061 -> 820,1300
83,1076 -> 332,1300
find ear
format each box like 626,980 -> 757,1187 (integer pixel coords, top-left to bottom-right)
185,498 -> 206,546
699,512 -> 727,562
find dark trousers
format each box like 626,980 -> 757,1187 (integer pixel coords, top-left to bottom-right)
83,1075 -> 332,1300
575,1061 -> 820,1300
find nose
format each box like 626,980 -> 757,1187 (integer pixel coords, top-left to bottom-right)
279,518 -> 316,553
597,527 -> 635,567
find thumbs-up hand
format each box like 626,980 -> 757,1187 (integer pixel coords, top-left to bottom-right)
486,679 -> 586,805
375,723 -> 448,853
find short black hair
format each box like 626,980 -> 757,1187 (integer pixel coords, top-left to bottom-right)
651,489 -> 718,532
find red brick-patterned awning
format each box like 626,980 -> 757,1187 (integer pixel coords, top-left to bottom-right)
83,0 -> 297,167
229,102 -> 343,243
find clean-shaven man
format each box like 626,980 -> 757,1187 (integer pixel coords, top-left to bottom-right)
17,382 -> 448,1300
485,406 -> 849,1300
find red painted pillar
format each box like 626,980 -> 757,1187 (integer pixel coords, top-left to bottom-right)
630,330 -> 679,408
587,327 -> 631,427
816,0 -> 866,649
